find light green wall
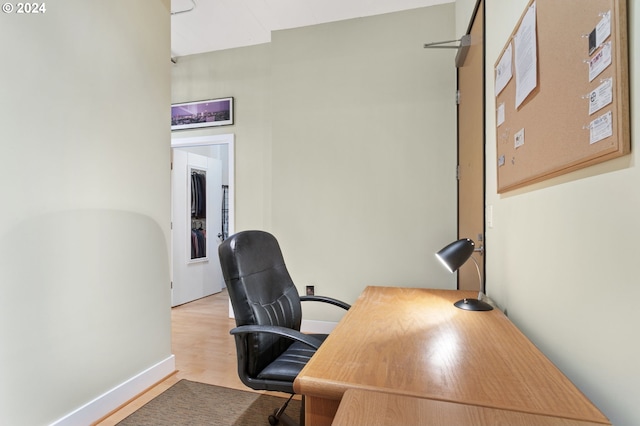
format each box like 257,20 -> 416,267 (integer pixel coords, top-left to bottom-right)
172,43 -> 273,231
270,6 -> 458,314
172,5 -> 459,318
0,2 -> 171,424
484,1 -> 639,424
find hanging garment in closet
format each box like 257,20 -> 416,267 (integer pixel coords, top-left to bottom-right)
191,171 -> 206,218
191,228 -> 206,259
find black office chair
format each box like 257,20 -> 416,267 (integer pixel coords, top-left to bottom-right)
218,230 -> 350,426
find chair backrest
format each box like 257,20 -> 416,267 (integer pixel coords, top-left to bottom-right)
218,230 -> 303,376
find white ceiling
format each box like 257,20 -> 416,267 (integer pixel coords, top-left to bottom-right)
171,0 -> 453,58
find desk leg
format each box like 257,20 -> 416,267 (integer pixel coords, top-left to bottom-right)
304,396 -> 340,426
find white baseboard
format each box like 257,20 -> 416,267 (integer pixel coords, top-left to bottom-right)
301,319 -> 338,334
50,355 -> 176,426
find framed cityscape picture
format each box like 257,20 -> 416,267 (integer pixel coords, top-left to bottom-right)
171,97 -> 234,130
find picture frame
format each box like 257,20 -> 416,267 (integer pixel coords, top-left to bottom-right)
171,97 -> 234,130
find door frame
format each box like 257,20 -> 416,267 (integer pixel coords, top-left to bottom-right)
457,0 -> 486,291
171,133 -> 235,236
170,134 -> 235,304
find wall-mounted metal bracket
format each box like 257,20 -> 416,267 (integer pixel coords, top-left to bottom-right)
171,0 -> 196,16
424,34 -> 472,68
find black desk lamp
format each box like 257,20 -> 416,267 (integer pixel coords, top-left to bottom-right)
435,238 -> 493,311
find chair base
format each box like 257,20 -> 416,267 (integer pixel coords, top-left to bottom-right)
269,409 -> 297,426
268,394 -> 303,426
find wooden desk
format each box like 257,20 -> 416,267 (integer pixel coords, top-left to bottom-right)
332,389 -> 607,426
294,286 -> 609,426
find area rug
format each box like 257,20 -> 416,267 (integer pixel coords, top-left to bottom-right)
117,379 -> 301,425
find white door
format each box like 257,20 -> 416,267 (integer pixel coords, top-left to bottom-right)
171,149 -> 224,306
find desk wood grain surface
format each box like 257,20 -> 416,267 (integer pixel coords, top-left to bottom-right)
332,389 -> 607,426
294,286 -> 609,426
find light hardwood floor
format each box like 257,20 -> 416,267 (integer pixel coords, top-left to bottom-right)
96,290 -> 258,425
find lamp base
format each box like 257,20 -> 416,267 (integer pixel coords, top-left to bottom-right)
454,298 -> 493,311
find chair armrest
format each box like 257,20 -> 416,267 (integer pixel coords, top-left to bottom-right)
300,295 -> 351,310
230,324 -> 324,349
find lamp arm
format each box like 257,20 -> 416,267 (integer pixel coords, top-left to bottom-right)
469,255 -> 485,297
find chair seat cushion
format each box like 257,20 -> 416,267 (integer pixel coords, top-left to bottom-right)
257,334 -> 328,382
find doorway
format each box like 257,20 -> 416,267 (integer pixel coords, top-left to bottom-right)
170,134 -> 235,307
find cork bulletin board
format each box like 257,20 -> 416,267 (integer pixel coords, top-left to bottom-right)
494,0 -> 629,193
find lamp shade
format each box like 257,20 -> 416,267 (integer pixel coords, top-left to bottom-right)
435,238 -> 475,273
